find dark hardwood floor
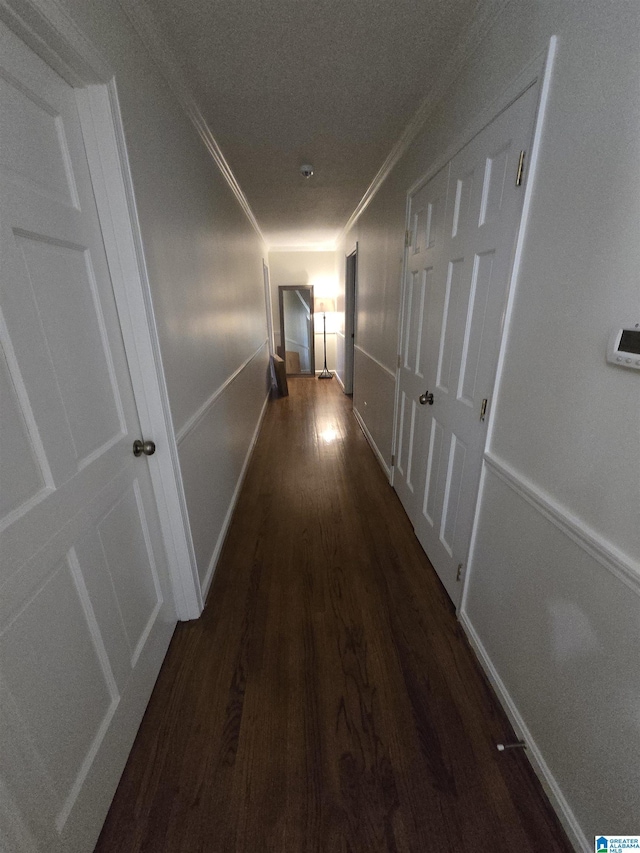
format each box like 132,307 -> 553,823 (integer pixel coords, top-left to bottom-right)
95,377 -> 573,853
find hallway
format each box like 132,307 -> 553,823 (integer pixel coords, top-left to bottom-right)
95,378 -> 571,853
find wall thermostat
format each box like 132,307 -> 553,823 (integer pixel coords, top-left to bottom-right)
607,324 -> 640,369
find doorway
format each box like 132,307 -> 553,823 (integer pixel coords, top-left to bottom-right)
343,247 -> 357,394
278,285 -> 315,375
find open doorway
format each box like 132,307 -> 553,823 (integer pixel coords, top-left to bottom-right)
343,247 -> 358,394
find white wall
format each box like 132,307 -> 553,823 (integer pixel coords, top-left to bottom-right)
340,216 -> 404,467
268,250 -> 340,374
59,0 -> 271,595
342,0 -> 640,846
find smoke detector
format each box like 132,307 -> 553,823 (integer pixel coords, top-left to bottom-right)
300,164 -> 314,179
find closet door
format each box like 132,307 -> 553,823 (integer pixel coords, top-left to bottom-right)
395,85 -> 538,606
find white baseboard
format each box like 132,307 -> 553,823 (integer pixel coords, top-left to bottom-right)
353,406 -> 392,481
334,370 -> 345,391
458,611 -> 590,853
200,390 -> 270,600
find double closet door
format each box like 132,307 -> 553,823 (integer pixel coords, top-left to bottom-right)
394,85 -> 538,606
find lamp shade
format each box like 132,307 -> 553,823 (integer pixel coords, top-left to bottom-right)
314,296 -> 336,314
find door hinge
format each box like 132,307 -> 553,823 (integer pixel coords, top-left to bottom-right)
397,354 -> 402,369
405,229 -> 412,247
480,398 -> 488,422
391,454 -> 395,466
515,150 -> 526,187
456,563 -> 463,582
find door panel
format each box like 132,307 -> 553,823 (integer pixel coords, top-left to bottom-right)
0,67 -> 79,208
1,559 -> 116,808
403,271 -> 422,373
458,250 -> 496,404
14,233 -> 126,462
0,344 -> 48,520
96,482 -> 163,664
423,416 -> 444,526
437,257 -> 466,393
440,433 -> 468,556
395,391 -> 413,491
481,141 -> 511,226
0,20 -> 176,852
395,85 -> 539,605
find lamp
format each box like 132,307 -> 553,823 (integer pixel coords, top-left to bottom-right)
314,296 -> 336,379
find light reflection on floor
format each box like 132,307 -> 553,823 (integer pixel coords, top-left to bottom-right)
320,427 -> 339,444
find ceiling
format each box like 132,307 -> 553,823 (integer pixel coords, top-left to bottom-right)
144,0 -> 483,249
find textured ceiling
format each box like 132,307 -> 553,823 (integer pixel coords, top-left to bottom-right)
145,0 -> 481,248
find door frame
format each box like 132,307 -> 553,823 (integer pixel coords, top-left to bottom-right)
0,0 -> 202,619
263,260 -> 275,358
392,38 -> 557,594
343,243 -> 358,395
262,260 -> 276,387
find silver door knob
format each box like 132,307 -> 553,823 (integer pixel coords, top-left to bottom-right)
419,391 -> 434,405
133,439 -> 156,457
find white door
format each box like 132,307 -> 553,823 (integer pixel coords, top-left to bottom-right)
395,85 -> 538,606
0,22 -> 176,853
394,163 -> 450,521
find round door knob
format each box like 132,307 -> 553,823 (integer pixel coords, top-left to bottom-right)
419,392 -> 434,405
133,439 -> 156,457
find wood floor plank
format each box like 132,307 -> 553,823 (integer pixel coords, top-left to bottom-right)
94,378 -> 573,853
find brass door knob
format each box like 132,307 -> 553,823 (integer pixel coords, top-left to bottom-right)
133,439 -> 156,457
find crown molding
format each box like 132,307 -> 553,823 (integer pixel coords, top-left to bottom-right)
337,0 -> 513,244
0,0 -> 112,84
117,0 -> 265,243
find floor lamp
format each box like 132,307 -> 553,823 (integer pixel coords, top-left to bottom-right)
314,297 -> 335,379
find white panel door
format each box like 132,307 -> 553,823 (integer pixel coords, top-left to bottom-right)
395,85 -> 538,606
0,21 -> 176,852
394,163 -> 449,520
